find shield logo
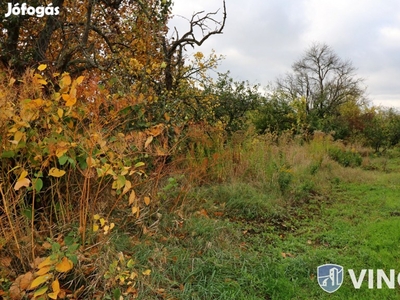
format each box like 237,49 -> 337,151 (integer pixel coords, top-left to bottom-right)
317,264 -> 344,293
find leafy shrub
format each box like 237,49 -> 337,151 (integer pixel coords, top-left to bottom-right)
277,167 -> 293,194
328,147 -> 362,167
0,65 -> 167,298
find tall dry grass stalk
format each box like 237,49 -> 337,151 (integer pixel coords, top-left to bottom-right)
180,128 -> 374,206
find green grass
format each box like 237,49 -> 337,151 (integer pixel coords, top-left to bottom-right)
11,138 -> 391,300
107,150 -> 400,300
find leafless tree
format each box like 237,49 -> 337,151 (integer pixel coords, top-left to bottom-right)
162,0 -> 227,91
277,43 -> 365,117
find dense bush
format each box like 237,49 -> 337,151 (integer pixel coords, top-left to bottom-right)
328,147 -> 362,167
0,66 -> 173,298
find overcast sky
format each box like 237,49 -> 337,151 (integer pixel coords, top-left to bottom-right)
169,0 -> 400,109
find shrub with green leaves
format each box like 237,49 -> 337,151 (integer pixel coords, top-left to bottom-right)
328,146 -> 362,167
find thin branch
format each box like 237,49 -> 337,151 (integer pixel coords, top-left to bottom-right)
168,0 -> 226,56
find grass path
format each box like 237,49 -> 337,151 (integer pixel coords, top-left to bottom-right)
305,171 -> 400,299
287,173 -> 400,299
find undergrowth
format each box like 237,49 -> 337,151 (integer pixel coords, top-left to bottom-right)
0,67 -> 385,300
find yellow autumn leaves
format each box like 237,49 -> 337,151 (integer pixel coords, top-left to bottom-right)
48,167 -> 66,178
9,255 -> 74,299
103,252 -> 151,291
93,214 -> 115,234
48,279 -> 61,299
91,191 -> 150,234
14,169 -> 31,191
9,65 -> 87,192
28,256 -> 73,299
58,72 -> 84,107
13,167 -> 66,191
38,64 -> 85,107
34,64 -> 85,107
128,189 -> 151,218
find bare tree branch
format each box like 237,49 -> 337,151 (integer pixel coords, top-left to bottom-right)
162,0 -> 227,91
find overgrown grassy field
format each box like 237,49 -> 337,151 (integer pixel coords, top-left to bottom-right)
102,133 -> 400,299
3,131 -> 400,299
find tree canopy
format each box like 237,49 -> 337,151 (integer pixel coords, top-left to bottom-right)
0,0 -> 226,95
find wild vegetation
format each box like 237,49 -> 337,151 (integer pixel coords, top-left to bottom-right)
1,1 -> 400,299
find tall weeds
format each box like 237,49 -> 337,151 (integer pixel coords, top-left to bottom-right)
180,128 -> 370,208
0,67 -> 373,298
0,66 -> 169,293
